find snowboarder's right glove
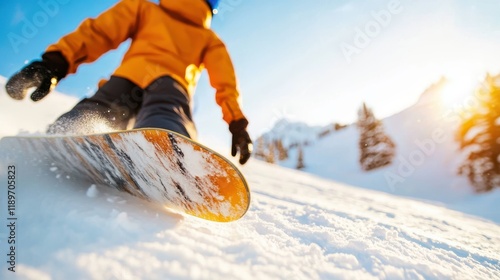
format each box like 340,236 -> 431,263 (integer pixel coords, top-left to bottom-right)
6,51 -> 69,102
230,118 -> 253,165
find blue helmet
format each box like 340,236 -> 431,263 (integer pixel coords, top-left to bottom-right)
205,0 -> 220,13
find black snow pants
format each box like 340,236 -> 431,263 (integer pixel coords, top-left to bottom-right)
47,76 -> 197,139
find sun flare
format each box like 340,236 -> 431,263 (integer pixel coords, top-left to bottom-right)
439,75 -> 478,110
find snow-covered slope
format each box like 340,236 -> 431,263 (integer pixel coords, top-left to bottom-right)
260,79 -> 500,223
0,149 -> 499,279
0,77 -> 499,279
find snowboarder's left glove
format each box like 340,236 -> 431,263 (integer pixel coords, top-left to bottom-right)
6,51 -> 69,102
230,118 -> 253,165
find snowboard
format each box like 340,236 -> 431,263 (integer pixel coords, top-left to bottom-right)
0,128 -> 250,222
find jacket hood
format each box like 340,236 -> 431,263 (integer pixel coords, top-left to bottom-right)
160,0 -> 212,29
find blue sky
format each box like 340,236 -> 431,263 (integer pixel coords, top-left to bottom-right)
2,0 -> 500,149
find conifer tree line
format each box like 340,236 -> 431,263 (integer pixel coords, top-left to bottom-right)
254,138 -> 289,165
253,103 -> 397,173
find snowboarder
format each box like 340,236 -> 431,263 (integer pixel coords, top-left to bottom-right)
4,0 -> 253,165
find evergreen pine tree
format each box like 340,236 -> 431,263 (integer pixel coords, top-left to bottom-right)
357,102 -> 396,171
296,145 -> 305,170
276,139 -> 289,161
254,137 -> 267,161
266,142 -> 276,164
457,74 -> 500,192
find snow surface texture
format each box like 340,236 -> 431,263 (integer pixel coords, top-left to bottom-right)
267,79 -> 500,223
0,157 -> 499,279
0,77 -> 499,279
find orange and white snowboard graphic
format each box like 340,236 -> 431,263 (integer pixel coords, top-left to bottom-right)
1,129 -> 250,222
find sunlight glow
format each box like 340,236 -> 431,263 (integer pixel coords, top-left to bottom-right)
439,74 -> 479,111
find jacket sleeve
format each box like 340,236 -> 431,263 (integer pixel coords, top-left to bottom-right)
45,0 -> 142,74
203,35 -> 247,124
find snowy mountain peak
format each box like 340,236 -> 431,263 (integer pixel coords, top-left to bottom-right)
261,118 -> 325,148
416,76 -> 448,105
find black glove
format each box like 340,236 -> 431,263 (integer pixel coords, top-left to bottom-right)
230,118 -> 253,165
6,51 -> 69,101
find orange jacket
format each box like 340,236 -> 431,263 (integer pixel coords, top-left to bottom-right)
46,0 -> 246,124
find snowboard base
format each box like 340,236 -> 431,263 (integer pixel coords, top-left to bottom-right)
0,129 -> 250,222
